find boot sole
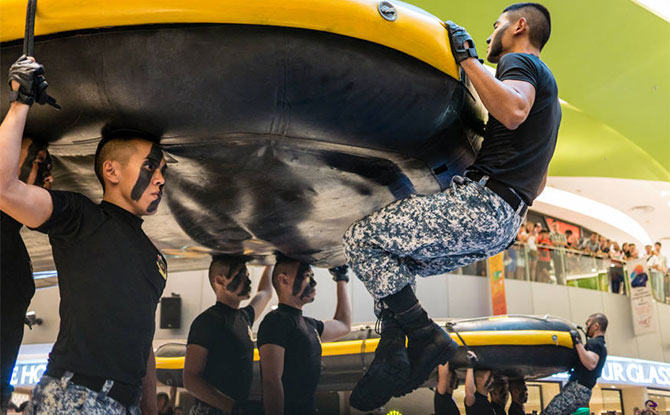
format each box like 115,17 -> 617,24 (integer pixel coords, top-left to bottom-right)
393,336 -> 459,397
350,357 -> 411,411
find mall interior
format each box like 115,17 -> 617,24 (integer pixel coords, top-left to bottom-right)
0,0 -> 668,414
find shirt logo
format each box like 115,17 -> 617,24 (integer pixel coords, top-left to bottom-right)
156,254 -> 167,280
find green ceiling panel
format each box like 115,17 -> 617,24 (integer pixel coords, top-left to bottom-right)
408,0 -> 670,181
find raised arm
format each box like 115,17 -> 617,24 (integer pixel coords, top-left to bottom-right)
465,367 -> 476,407
248,265 -> 273,322
183,344 -> 235,412
0,57 -> 53,227
259,344 -> 285,415
575,343 -> 600,371
445,22 -> 535,130
320,277 -> 352,343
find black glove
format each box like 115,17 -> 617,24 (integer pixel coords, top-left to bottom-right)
328,265 -> 349,283
570,329 -> 582,345
445,21 -> 480,63
7,55 -> 59,109
232,400 -> 264,415
466,350 -> 479,366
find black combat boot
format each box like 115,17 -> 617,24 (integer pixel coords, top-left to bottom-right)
349,310 -> 410,411
393,302 -> 459,397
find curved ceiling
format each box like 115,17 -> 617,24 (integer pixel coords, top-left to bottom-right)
410,0 -> 670,181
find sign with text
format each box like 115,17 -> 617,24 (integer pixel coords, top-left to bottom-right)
543,356 -> 670,389
11,361 -> 47,387
627,259 -> 657,335
488,252 -> 507,315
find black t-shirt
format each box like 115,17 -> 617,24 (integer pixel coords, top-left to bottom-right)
466,392 -> 495,415
470,53 -> 561,205
569,335 -> 607,388
257,304 -> 324,414
435,391 -> 460,415
1,212 -> 35,307
508,402 -> 525,415
33,191 -> 167,386
187,302 -> 256,401
491,401 -> 507,415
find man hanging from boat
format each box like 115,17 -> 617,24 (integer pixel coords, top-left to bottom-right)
543,313 -> 608,415
344,3 -> 561,410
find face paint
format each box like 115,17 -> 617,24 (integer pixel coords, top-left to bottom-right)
292,262 -> 317,301
226,263 -> 249,296
130,143 -> 163,201
484,375 -> 494,391
18,141 -> 42,183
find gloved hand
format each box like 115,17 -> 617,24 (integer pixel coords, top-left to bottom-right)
570,329 -> 582,345
444,21 -> 480,63
329,265 -> 349,283
232,400 -> 264,415
7,55 -> 59,109
466,350 -> 479,366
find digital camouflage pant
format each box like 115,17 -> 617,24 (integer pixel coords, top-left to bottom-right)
26,373 -> 140,415
543,381 -> 592,415
189,399 -> 230,415
344,175 -> 524,301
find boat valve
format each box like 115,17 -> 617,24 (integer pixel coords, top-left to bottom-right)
378,1 -> 398,21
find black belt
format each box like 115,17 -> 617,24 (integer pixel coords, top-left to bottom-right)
465,171 -> 527,216
46,367 -> 140,408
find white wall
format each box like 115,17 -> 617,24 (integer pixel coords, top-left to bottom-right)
22,267 -> 670,363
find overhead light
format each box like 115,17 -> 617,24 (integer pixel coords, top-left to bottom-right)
632,0 -> 670,21
629,205 -> 655,213
536,187 -> 652,245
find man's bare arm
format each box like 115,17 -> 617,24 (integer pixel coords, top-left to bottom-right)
248,265 -> 273,322
183,345 -> 235,411
259,344 -> 285,415
575,343 -> 600,371
0,95 -> 53,227
320,280 -> 351,342
461,58 -> 536,130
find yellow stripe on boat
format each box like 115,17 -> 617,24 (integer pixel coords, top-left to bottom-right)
155,330 -> 573,369
0,0 -> 459,79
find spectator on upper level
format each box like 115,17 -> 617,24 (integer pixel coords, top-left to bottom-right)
548,223 -> 567,283
629,243 -> 639,259
599,238 -> 611,257
622,242 -> 630,257
526,223 -> 539,281
579,233 -> 600,256
565,230 -> 579,249
536,229 -> 553,283
645,245 -> 653,259
609,243 -> 625,295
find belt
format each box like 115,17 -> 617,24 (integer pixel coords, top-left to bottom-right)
464,171 -> 527,216
46,367 -> 140,408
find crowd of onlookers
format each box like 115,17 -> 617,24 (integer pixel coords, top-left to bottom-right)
634,399 -> 663,415
503,220 -> 669,301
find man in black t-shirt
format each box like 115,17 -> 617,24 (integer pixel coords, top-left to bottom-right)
184,257 -> 273,415
345,3 -> 561,407
490,377 -> 509,415
0,56 -> 169,415
257,259 -> 351,415
1,137 -> 53,413
465,353 -> 495,415
544,313 -> 608,415
435,363 -> 461,415
508,379 -> 528,415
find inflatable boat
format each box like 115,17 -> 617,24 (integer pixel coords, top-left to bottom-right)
155,315 -> 577,396
0,0 -> 485,272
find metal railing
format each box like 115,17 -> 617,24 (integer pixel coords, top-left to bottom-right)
455,243 -> 670,305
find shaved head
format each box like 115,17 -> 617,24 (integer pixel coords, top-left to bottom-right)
272,257 -> 299,291
94,125 -> 160,190
208,255 -> 246,289
503,3 -> 551,49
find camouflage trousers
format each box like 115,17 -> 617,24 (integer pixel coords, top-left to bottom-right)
344,175 -> 524,300
543,381 -> 592,415
26,373 -> 140,415
189,399 -> 230,415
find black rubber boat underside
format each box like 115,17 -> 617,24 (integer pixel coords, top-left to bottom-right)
0,24 -> 485,271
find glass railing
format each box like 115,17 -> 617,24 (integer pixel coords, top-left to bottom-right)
455,243 -> 670,305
